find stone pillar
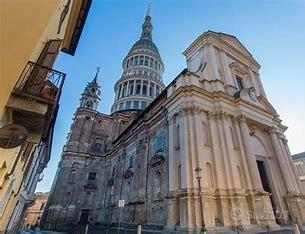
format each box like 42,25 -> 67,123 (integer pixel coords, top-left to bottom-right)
140,80 -> 144,95
220,113 -> 240,188
207,112 -> 226,189
132,80 -> 136,95
220,49 -> 234,86
208,44 -> 221,81
179,108 -> 196,228
180,109 -> 193,189
168,116 -> 177,192
279,136 -> 302,193
238,115 -> 263,191
269,128 -> 295,193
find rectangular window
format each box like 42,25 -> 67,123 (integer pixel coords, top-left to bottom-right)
134,101 -> 139,109
155,136 -> 165,153
140,56 -> 144,65
126,101 -> 131,109
236,76 -> 244,90
88,172 -> 97,181
93,143 -> 103,152
128,156 -> 134,168
156,86 -> 160,96
129,84 -> 134,95
141,101 -> 147,109
119,103 -> 124,110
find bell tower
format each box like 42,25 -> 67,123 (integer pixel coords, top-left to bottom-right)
79,68 -> 101,111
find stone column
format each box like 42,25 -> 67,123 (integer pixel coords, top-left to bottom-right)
168,116 -> 177,192
180,108 -> 196,228
238,115 -> 263,191
132,80 -> 136,95
181,108 -> 194,189
220,113 -> 239,188
140,80 -> 144,95
208,44 -> 221,81
220,49 -> 234,85
207,112 -> 226,189
279,136 -> 301,193
269,128 -> 295,193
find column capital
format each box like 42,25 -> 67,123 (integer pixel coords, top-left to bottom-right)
168,115 -> 176,125
236,114 -> 247,123
266,126 -> 278,135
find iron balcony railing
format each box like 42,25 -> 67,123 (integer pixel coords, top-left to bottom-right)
14,61 -> 66,104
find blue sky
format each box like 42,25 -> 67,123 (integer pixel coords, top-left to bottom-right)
36,0 -> 305,192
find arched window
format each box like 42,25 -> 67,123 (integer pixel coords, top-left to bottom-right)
136,84 -> 141,94
85,100 -> 93,108
142,85 -> 147,95
149,84 -> 154,97
129,84 -> 134,95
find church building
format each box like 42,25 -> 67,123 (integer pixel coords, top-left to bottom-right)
41,7 -> 305,233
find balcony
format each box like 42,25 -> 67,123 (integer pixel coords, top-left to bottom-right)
6,61 -> 66,138
14,61 -> 65,104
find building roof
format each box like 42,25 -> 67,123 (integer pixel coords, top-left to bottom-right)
292,152 -> 305,160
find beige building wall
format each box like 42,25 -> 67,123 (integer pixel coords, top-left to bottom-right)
22,192 -> 49,229
0,0 -> 92,231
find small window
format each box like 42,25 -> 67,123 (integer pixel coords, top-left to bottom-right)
136,84 -> 141,94
128,156 -> 134,168
236,76 -> 244,90
126,101 -> 131,109
142,85 -> 147,95
134,101 -> 139,109
155,136 -> 165,153
119,102 -> 124,110
141,101 -> 147,109
129,84 -> 134,95
156,86 -> 160,96
140,56 -> 144,65
112,168 -> 115,177
93,143 -> 103,152
88,172 -> 96,181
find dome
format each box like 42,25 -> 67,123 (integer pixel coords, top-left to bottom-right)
128,38 -> 161,58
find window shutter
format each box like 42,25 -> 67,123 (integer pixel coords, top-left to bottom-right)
25,40 -> 62,96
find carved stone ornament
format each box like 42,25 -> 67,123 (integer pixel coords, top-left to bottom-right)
123,168 -> 134,179
150,153 -> 165,167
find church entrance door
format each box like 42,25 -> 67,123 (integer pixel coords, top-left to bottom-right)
256,160 -> 280,224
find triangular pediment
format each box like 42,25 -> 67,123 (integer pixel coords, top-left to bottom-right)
216,32 -> 253,58
257,95 -> 278,116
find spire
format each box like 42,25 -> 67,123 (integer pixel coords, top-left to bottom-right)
79,68 -> 101,111
141,4 -> 153,39
90,67 -> 100,85
146,3 -> 151,17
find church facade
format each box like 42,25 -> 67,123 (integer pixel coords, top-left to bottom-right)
41,7 -> 305,233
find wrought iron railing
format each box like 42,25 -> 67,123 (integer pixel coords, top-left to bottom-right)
14,61 -> 66,103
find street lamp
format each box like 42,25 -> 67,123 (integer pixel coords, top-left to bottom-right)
195,167 -> 207,233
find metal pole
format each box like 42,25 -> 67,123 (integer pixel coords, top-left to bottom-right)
117,207 -> 122,234
195,167 -> 206,233
197,177 -> 206,233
